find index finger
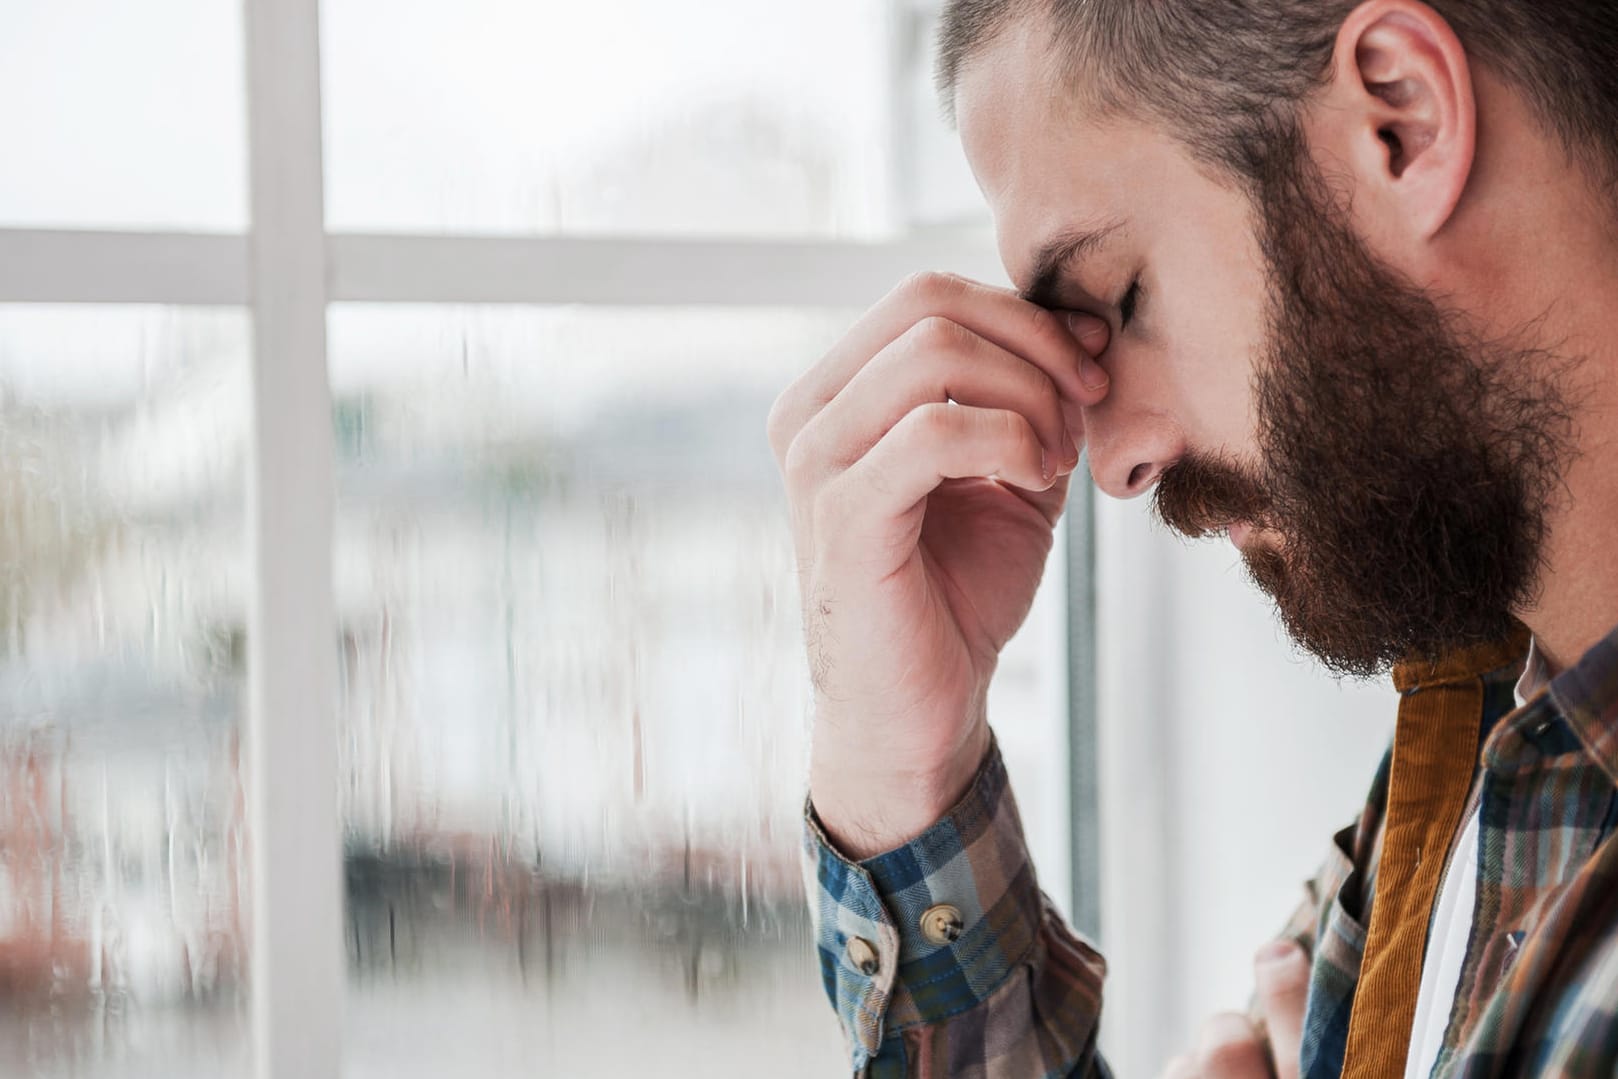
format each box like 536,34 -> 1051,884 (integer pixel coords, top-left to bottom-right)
773,271 -> 1111,449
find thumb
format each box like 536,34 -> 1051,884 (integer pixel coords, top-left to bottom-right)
1059,311 -> 1111,399
1254,938 -> 1311,1079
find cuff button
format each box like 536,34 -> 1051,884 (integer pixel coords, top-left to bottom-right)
846,936 -> 880,976
920,904 -> 964,946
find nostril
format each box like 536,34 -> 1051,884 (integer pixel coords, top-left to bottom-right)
1128,463 -> 1154,492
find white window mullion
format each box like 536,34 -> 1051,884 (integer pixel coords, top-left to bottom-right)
0,230 -> 1002,307
327,232 -> 1004,306
0,230 -> 248,305
242,0 -> 343,1076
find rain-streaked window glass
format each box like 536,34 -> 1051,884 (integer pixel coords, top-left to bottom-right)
0,306 -> 251,1077
0,3 -> 247,231
320,0 -> 903,237
328,305 -> 1071,1074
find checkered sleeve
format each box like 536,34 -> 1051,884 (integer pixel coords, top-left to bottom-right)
801,733 -> 1109,1077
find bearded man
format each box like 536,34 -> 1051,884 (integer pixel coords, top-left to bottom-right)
766,1 -> 1618,1076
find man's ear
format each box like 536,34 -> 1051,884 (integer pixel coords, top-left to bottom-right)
1318,0 -> 1477,242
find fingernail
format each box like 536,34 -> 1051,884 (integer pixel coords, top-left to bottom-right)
1041,449 -> 1053,482
1063,312 -> 1111,355
1078,355 -> 1109,391
1063,429 -> 1079,466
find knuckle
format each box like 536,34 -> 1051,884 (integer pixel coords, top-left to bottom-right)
781,430 -> 819,491
904,400 -> 956,442
1001,408 -> 1036,449
1026,300 -> 1076,359
906,314 -> 972,355
765,390 -> 798,462
895,269 -> 965,308
1025,301 -> 1062,344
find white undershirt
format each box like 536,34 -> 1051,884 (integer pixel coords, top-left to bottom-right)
1403,804 -> 1479,1078
1402,639 -> 1545,1079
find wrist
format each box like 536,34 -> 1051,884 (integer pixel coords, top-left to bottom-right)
809,721 -> 993,860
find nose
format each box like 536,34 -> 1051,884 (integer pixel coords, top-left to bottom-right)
1082,409 -> 1182,501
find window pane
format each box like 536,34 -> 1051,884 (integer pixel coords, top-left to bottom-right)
330,304 -> 1066,1074
0,3 -> 247,231
0,306 -> 252,1076
321,0 -> 900,237
900,6 -> 996,230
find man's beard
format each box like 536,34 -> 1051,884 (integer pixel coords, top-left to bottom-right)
1153,129 -> 1578,677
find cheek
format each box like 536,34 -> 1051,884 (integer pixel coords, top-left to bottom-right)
1142,173 -> 1272,455
1100,324 -> 1259,460
1180,333 -> 1260,454
1150,267 -> 1269,458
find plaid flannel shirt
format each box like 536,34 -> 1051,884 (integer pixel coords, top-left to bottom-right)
801,618 -> 1618,1077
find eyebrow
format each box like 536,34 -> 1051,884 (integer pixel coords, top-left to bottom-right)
1018,220 -> 1126,311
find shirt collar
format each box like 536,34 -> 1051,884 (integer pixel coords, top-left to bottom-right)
1392,623 -> 1533,694
1546,622 -> 1618,787
1483,620 -> 1618,784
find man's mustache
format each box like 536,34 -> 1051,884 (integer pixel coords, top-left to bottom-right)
1152,453 -> 1273,538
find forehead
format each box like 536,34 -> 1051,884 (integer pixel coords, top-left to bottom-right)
952,21 -> 1207,289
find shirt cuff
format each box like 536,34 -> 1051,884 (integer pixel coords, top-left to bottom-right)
801,734 -> 1047,1070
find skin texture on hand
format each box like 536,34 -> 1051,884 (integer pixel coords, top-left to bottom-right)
766,271 -> 1111,859
1160,938 -> 1311,1079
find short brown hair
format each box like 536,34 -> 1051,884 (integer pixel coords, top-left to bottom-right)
937,0 -> 1618,191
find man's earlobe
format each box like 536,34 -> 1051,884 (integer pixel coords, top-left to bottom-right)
1334,0 -> 1477,240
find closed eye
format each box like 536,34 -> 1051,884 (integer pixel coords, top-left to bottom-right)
1118,279 -> 1142,330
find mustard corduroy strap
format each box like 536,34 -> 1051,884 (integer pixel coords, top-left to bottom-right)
1338,625 -> 1530,1079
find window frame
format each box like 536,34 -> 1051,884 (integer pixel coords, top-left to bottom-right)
0,1 -> 1097,1075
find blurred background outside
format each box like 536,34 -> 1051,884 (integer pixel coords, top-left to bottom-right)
0,2 -> 1396,1076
